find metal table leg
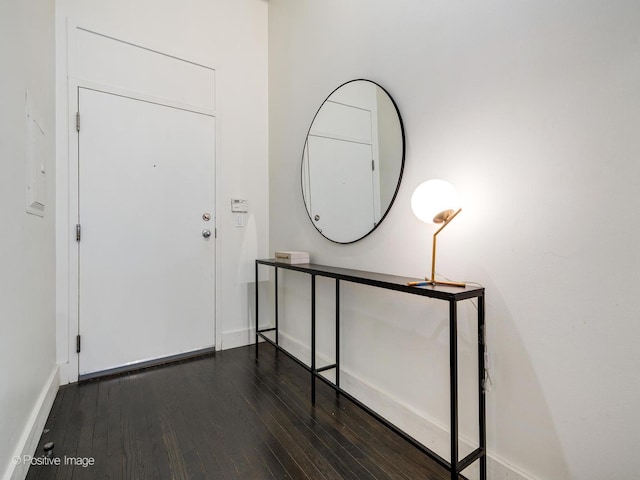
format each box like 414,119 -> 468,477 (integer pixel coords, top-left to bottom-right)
255,261 -> 259,359
449,300 -> 458,479
478,294 -> 487,480
275,266 -> 279,346
311,274 -> 316,404
335,278 -> 340,394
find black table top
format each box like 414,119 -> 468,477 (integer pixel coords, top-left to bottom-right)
256,259 -> 484,301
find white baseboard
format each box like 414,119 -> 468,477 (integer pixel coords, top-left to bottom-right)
221,326 -> 256,350
275,331 -> 535,480
4,365 -> 59,480
221,322 -> 280,351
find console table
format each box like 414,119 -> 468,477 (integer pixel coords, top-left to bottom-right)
255,259 -> 486,480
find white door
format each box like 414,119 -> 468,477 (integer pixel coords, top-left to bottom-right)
307,135 -> 375,242
306,97 -> 377,242
78,87 -> 215,376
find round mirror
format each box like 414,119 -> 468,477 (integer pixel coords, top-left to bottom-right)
301,79 -> 405,243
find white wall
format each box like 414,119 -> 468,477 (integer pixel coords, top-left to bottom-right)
268,1 -> 640,479
0,0 -> 58,478
55,0 -> 269,381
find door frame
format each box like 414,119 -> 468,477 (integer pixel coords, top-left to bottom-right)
58,22 -> 221,383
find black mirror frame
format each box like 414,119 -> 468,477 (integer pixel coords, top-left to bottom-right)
300,79 -> 406,244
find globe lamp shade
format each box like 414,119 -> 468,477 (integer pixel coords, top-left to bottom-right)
411,179 -> 461,224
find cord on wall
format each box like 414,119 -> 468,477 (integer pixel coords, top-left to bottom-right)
437,272 -> 493,392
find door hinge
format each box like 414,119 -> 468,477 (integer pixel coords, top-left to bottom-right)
372,160 -> 375,171
76,335 -> 81,353
215,228 -> 217,239
76,224 -> 81,242
76,112 -> 80,132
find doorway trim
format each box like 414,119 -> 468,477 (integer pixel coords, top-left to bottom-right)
57,21 -> 222,384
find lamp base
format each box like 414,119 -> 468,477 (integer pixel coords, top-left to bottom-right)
425,278 -> 466,288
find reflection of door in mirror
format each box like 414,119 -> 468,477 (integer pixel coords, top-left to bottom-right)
303,81 -> 379,242
302,79 -> 404,243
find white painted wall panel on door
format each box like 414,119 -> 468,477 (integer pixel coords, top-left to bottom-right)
78,88 -> 215,376
75,28 -> 215,112
310,101 -> 372,143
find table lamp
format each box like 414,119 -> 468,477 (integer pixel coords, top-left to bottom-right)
411,179 -> 466,287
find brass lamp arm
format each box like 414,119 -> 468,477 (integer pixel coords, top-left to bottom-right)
429,208 -> 466,287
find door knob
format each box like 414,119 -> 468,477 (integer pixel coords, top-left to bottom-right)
202,229 -> 212,238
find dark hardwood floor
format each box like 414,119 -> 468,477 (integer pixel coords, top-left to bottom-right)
26,344 -> 454,480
